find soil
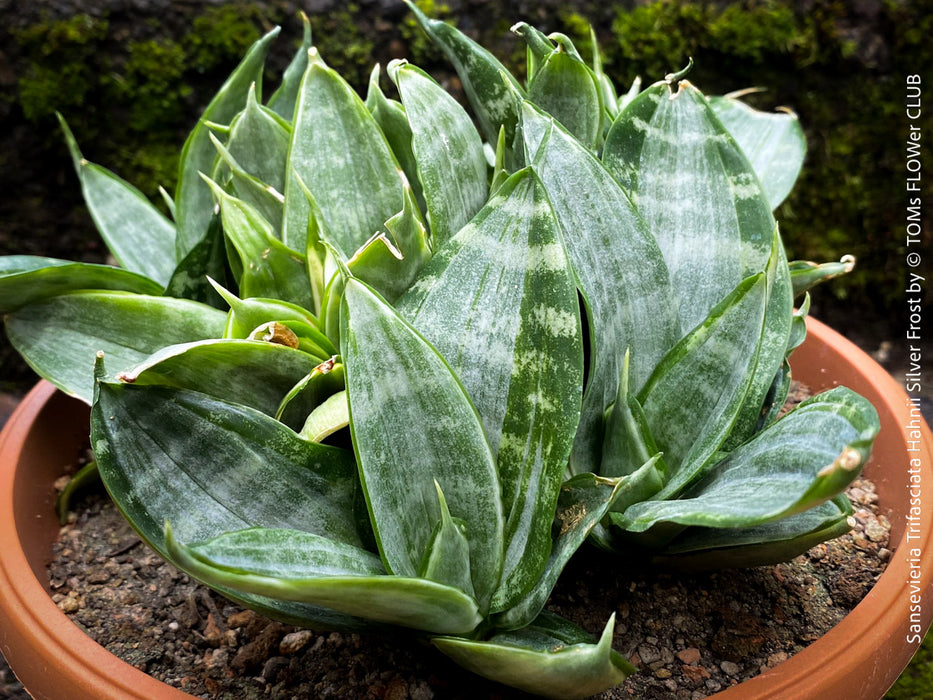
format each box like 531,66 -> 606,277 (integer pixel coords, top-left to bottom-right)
30,385 -> 892,700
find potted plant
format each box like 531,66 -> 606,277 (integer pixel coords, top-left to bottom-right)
0,8 -> 929,698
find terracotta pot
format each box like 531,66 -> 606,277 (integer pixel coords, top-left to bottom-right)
0,317 -> 930,700
0,380 -> 191,700
711,316 -> 933,699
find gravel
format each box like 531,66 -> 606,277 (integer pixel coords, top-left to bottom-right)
41,473 -> 889,699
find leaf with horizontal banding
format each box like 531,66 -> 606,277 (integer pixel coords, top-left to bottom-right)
0,256 -> 163,314
616,387 -> 879,533
521,102 -> 679,475
340,278 -> 503,612
708,93 -> 806,210
6,292 -> 225,403
403,0 -> 524,146
283,50 -> 403,255
165,525 -> 482,634
604,84 -> 793,451
116,339 -> 321,418
433,611 -> 633,699
389,60 -> 487,250
638,272 -> 768,500
91,379 -> 378,631
59,115 -> 177,286
603,80 -> 778,335
175,28 -> 279,258
396,168 -> 583,613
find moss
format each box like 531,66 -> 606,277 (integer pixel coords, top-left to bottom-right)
186,4 -> 268,73
119,39 -> 192,132
312,4 -> 376,92
15,14 -> 109,120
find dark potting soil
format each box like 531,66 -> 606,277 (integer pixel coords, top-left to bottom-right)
46,388 -> 892,700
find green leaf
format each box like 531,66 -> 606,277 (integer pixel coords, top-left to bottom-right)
92,380 -> 374,630
209,132 -> 285,233
163,212 -> 230,310
419,482 -> 474,597
521,102 -> 680,474
789,256 -> 856,298
0,257 -> 163,314
204,178 -> 315,309
283,51 -> 403,256
396,169 -> 583,613
116,339 -> 322,418
708,93 -> 806,210
225,85 -> 291,194
638,272 -> 768,499
588,25 -> 618,119
617,387 -> 880,532
603,81 -> 777,335
55,460 -> 100,524
175,28 -> 279,258
433,612 -> 633,699
364,64 -> 425,211
299,390 -> 349,442
511,22 -> 554,82
6,292 -> 225,403
340,278 -> 503,613
496,464 -> 657,629
267,12 -> 312,120
527,47 -> 601,149
58,115 -> 177,286
276,357 -> 345,432
404,0 -> 524,145
165,525 -> 482,634
342,183 -> 431,304
603,83 -> 793,453
652,496 -> 852,570
722,228 -> 794,450
92,381 -> 362,547
390,60 -> 487,250
601,350 -> 668,480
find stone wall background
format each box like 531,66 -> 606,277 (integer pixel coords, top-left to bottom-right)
0,0 -> 930,392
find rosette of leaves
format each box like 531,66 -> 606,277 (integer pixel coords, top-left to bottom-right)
404,3 -> 879,570
0,9 -> 880,699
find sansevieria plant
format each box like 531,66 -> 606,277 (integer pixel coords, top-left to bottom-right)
0,6 -> 878,698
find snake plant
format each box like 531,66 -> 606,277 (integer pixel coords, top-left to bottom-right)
0,8 -> 878,698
